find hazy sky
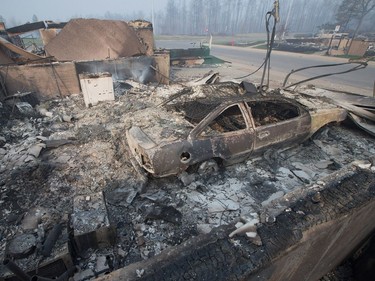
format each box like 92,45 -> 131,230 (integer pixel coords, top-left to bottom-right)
1,0 -> 168,25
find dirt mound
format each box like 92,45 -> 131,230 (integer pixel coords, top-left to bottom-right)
45,19 -> 146,61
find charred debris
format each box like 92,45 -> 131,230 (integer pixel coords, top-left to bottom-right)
1,73 -> 375,280
1,6 -> 375,281
0,18 -> 170,102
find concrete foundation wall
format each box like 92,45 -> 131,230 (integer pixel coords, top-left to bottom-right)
329,38 -> 369,56
0,62 -> 80,100
153,51 -> 170,85
75,57 -> 155,84
75,54 -> 170,85
128,20 -> 155,57
348,40 -> 369,56
0,54 -> 170,100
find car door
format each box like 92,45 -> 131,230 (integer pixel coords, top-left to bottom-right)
190,102 -> 255,161
246,99 -> 311,151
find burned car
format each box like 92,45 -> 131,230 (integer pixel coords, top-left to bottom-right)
126,83 -> 347,177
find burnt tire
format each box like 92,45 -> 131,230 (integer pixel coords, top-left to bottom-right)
197,159 -> 219,175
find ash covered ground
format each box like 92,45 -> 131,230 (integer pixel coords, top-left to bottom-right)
1,75 -> 375,279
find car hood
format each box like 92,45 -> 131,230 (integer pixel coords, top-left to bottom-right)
125,107 -> 194,146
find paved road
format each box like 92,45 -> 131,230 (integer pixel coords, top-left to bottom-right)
156,40 -> 375,96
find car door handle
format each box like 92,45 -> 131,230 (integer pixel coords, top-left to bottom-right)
258,131 -> 270,139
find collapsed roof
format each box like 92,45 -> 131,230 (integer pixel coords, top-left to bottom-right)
0,18 -> 169,100
6,21 -> 67,35
0,18 -> 155,65
45,19 -> 148,61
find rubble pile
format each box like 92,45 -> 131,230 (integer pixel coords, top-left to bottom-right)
0,80 -> 375,280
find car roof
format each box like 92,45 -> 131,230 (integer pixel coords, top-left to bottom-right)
169,93 -> 306,124
170,92 -> 304,109
163,82 -> 312,113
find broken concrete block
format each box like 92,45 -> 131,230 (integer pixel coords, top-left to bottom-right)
207,200 -> 226,213
20,207 -> 49,230
197,224 -> 212,234
61,114 -> 73,122
72,192 -> 115,253
37,107 -> 54,118
106,188 -> 138,207
24,155 -> 35,163
353,160 -> 372,170
95,255 -> 111,275
79,73 -> 115,107
292,170 -> 311,182
73,269 -> 95,281
27,143 -> 45,158
220,199 -> 240,211
315,160 -> 333,169
7,233 -> 36,259
178,171 -> 196,186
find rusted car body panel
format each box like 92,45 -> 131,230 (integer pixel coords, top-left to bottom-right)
309,108 -> 347,136
126,89 -> 347,178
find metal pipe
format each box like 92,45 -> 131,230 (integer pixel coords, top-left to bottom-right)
282,61 -> 367,89
41,223 -> 62,257
3,259 -> 31,281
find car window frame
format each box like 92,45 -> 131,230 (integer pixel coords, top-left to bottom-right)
244,99 -> 306,129
189,102 -> 252,139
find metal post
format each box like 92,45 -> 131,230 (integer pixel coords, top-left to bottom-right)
152,0 -> 155,34
326,34 -> 334,55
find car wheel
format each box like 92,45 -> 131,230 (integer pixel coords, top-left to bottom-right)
198,159 -> 219,175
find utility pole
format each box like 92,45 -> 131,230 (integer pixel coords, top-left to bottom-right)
274,0 -> 280,22
283,0 -> 294,40
152,0 -> 156,35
